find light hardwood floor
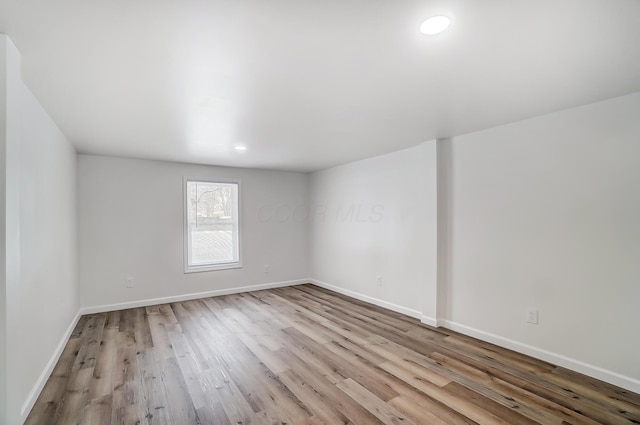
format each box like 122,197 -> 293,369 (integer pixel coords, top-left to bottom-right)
26,284 -> 640,425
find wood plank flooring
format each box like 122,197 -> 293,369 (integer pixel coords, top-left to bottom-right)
25,284 -> 640,425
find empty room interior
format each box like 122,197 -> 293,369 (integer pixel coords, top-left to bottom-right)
1,0 -> 640,424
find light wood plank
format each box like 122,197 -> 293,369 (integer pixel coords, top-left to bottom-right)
24,284 -> 640,425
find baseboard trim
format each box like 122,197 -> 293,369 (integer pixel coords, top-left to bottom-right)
442,320 -> 640,394
309,279 -> 423,320
420,315 -> 439,328
80,279 -> 309,315
20,310 -> 82,421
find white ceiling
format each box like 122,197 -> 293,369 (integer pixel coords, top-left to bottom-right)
1,0 -> 639,172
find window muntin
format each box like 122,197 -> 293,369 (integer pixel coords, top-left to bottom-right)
185,179 -> 241,272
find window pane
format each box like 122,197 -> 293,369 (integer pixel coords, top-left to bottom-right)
191,223 -> 234,264
186,180 -> 239,269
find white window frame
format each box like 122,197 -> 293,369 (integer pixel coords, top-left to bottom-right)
183,177 -> 242,273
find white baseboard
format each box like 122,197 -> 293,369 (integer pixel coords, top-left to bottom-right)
309,279 -> 424,320
80,279 -> 309,315
442,320 -> 640,394
20,311 -> 82,421
420,315 -> 439,327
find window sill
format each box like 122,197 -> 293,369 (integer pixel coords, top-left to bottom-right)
184,262 -> 243,274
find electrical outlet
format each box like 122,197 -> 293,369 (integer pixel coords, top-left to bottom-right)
126,277 -> 134,288
263,264 -> 270,274
376,275 -> 383,286
527,308 -> 538,324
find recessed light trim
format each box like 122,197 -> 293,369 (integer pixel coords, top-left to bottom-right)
420,15 -> 451,35
234,146 -> 247,151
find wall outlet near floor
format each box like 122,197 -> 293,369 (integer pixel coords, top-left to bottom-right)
376,275 -> 383,286
527,308 -> 538,324
125,277 -> 134,288
263,264 -> 270,274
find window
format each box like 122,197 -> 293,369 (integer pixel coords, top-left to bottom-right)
184,179 -> 241,272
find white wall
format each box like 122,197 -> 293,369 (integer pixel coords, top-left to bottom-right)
310,142 -> 438,322
78,155 -> 309,309
0,34 -> 11,425
308,93 -> 640,392
445,92 -> 640,387
1,35 -> 79,425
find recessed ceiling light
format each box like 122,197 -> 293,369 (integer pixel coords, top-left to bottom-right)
420,16 -> 451,35
234,146 -> 247,151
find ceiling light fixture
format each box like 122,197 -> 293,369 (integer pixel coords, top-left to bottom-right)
420,15 -> 451,35
234,146 -> 247,151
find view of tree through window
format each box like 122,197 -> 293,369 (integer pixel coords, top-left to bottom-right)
185,180 -> 240,270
